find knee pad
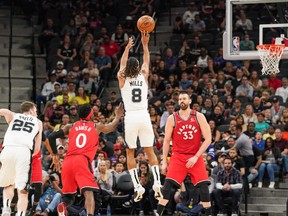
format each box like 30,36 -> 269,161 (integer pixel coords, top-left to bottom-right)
32,183 -> 42,203
197,181 -> 210,202
162,179 -> 179,200
62,194 -> 76,206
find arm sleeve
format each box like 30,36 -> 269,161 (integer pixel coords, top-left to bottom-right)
48,129 -> 65,154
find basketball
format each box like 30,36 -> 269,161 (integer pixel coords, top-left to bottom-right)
137,15 -> 155,33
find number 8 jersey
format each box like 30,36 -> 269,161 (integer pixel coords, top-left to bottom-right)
171,110 -> 202,155
67,120 -> 99,162
120,73 -> 148,112
3,113 -> 39,150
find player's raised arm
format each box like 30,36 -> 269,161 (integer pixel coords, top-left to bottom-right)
118,37 -> 134,78
141,31 -> 150,78
48,124 -> 72,155
0,108 -> 15,124
96,102 -> 124,134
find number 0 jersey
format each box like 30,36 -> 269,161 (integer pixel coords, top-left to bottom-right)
171,110 -> 202,155
120,73 -> 148,112
3,113 -> 39,150
66,120 -> 99,162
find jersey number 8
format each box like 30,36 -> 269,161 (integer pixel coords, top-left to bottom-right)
132,88 -> 142,102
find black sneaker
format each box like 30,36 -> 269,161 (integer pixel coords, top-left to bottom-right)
122,200 -> 133,208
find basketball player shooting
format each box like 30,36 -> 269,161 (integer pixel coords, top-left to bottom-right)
117,32 -> 162,202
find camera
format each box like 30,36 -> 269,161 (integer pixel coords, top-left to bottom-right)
49,175 -> 56,181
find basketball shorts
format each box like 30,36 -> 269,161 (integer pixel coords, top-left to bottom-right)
124,110 -> 154,149
31,153 -> 42,183
0,146 -> 32,190
61,155 -> 99,194
166,153 -> 209,186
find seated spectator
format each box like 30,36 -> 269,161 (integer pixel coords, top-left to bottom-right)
113,162 -> 128,186
94,47 -> 112,87
73,86 -> 90,105
101,35 -> 120,65
201,80 -> 218,99
248,71 -> 262,93
213,48 -> 226,71
235,115 -> 247,132
189,35 -> 205,63
160,101 -> 175,129
275,77 -> 288,103
253,131 -> 265,151
270,96 -> 285,124
173,16 -> 186,34
235,76 -> 253,100
35,173 -> 62,216
56,87 -> 73,105
189,13 -> 206,34
74,25 -> 88,51
79,33 -> 99,60
38,18 -> 58,54
149,106 -> 161,127
179,72 -> 193,90
229,98 -> 243,120
51,61 -> 68,84
95,160 -> 113,195
78,71 -> 97,95
200,97 -> 213,120
213,157 -> 242,215
61,18 -> 77,38
223,61 -> 236,80
252,96 -> 265,114
242,104 -> 257,125
229,147 -> 245,176
257,78 -> 274,97
274,129 -> 288,177
268,73 -> 282,93
235,12 -> 253,32
278,108 -> 288,125
111,24 -> 129,53
163,48 -> 177,72
57,34 -> 77,71
255,113 -> 270,133
44,106 -> 63,136
210,106 -> 224,128
263,125 -> 276,141
196,48 -> 210,71
69,105 -> 80,123
257,138 -> 281,188
182,2 -> 199,28
240,34 -> 255,51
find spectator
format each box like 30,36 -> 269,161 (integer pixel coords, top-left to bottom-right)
263,125 -> 276,141
149,106 -> 161,127
56,87 -> 73,106
229,98 -> 243,120
182,2 -> 199,28
95,160 -> 113,195
275,77 -> 288,103
35,173 -> 62,216
51,61 -> 68,84
163,48 -> 177,72
278,108 -> 288,125
74,25 -> 88,51
159,84 -> 173,102
201,80 -> 218,99
200,97 -> 213,120
252,131 -> 265,151
159,101 -> 175,129
189,14 -> 206,34
214,157 -> 242,215
101,35 -> 120,65
257,137 -> 281,188
268,73 -> 282,92
79,33 -> 99,60
252,96 -> 265,114
274,129 -> 288,177
111,25 -> 129,53
210,106 -> 224,128
248,70 -> 262,92
57,34 -> 77,70
255,113 -> 270,133
196,48 -> 210,71
73,86 -> 90,105
61,18 -> 77,38
173,16 -> 186,35
208,119 -> 221,145
257,78 -> 274,97
179,72 -> 192,90
82,59 -> 100,83
235,76 -> 253,100
270,96 -> 285,124
240,34 -> 255,51
235,115 -> 247,132
229,147 -> 245,176
48,83 -> 62,101
94,47 -> 112,87
36,72 -> 60,113
242,104 -> 257,125
78,71 -> 97,95
189,35 -> 205,63
38,18 -> 58,54
235,12 -> 253,31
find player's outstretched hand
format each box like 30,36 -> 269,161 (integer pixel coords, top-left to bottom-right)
186,155 -> 198,168
51,155 -> 61,172
126,37 -> 134,50
115,102 -> 124,119
141,31 -> 150,45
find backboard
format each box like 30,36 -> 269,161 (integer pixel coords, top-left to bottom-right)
223,0 -> 288,60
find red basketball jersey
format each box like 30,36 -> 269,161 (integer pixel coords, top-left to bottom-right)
66,120 -> 99,162
171,110 -> 202,155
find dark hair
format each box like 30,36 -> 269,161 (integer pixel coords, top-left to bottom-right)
125,57 -> 140,78
235,124 -> 243,131
20,101 -> 36,113
78,104 -> 92,119
179,90 -> 190,97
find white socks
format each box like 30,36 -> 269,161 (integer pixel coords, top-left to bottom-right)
3,198 -> 11,208
129,168 -> 141,188
151,165 -> 161,185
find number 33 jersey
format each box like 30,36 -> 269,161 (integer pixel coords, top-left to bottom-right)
171,110 -> 202,155
3,113 -> 39,150
67,120 -> 99,162
120,73 -> 148,112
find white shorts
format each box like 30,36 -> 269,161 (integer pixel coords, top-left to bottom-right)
0,146 -> 31,190
124,110 -> 154,149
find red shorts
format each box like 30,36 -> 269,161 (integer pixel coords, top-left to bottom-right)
31,154 -> 42,183
166,153 -> 209,186
61,155 -> 99,194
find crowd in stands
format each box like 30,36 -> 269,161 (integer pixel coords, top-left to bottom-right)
2,0 -> 288,216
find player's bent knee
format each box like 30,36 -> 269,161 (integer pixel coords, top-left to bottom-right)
162,179 -> 179,200
197,181 -> 210,202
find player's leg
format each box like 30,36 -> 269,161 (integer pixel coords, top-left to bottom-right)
189,157 -> 212,216
2,185 -> 15,216
29,183 -> 42,216
140,114 -> 162,199
124,114 -> 145,202
16,189 -> 29,216
82,190 -> 95,216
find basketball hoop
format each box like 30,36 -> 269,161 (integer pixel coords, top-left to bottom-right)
256,44 -> 285,75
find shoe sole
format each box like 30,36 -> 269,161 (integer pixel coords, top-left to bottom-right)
133,189 -> 145,202
57,204 -> 66,216
2,212 -> 11,216
153,185 -> 163,200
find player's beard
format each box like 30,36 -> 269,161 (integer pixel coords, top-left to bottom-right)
180,103 -> 189,110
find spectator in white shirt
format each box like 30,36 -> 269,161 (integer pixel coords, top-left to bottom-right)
275,77 -> 288,103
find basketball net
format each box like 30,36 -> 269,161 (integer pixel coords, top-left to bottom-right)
256,44 -> 285,76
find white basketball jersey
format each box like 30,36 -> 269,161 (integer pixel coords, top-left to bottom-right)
3,113 -> 39,150
121,73 -> 148,112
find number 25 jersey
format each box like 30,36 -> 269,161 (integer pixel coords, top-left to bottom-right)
3,113 -> 39,150
67,120 -> 99,162
171,110 -> 202,155
120,73 -> 148,112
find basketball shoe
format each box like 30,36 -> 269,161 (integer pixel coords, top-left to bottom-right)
57,202 -> 68,216
1,207 -> 11,216
152,183 -> 163,200
133,184 -> 145,202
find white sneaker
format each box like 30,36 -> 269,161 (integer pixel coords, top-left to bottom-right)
231,214 -> 238,216
152,183 -> 163,200
139,210 -> 144,216
1,207 -> 11,216
268,182 -> 275,188
258,182 -> 262,188
249,183 -> 253,189
134,185 -> 145,202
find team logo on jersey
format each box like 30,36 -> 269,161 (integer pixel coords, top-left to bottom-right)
177,124 -> 198,135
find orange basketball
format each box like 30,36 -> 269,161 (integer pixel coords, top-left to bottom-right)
137,15 -> 155,33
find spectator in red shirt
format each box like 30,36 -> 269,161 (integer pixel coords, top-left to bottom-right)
268,73 -> 282,92
101,35 -> 120,65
